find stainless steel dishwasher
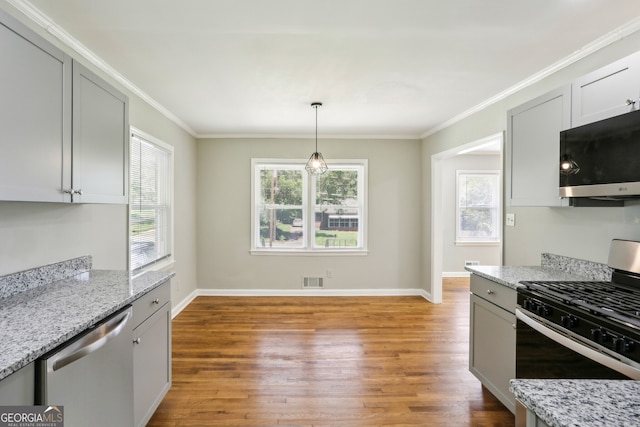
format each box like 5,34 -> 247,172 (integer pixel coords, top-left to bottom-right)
36,305 -> 134,427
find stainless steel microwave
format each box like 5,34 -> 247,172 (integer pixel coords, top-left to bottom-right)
559,109 -> 640,200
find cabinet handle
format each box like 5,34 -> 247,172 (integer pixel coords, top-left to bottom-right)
512,324 -> 516,329
152,298 -> 160,304
63,189 -> 83,195
486,289 -> 495,295
133,338 -> 141,344
627,99 -> 636,106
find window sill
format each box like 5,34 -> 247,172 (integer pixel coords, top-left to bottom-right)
454,241 -> 500,246
131,257 -> 176,278
250,249 -> 368,256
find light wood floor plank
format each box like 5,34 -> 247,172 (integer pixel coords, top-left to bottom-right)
147,278 -> 514,426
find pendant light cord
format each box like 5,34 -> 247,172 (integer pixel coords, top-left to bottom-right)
315,103 -> 318,153
311,102 -> 322,153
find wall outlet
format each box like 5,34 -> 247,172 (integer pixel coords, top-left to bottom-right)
506,213 -> 516,227
326,269 -> 333,278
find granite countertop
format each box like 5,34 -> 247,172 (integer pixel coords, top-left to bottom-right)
465,252 -> 613,290
511,379 -> 640,427
0,268 -> 174,381
464,265 -> 592,290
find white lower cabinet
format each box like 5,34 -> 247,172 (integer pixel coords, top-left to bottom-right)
132,281 -> 172,427
469,274 -> 517,414
0,364 -> 34,405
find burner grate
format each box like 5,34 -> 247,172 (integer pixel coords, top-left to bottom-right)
521,280 -> 640,327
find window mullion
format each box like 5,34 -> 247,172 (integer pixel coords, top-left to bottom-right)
304,169 -> 312,249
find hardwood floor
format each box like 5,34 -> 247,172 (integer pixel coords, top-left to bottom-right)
147,278 -> 514,426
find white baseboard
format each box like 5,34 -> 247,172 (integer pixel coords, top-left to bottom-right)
198,287 -> 430,298
171,287 -> 436,317
442,271 -> 471,278
171,289 -> 197,319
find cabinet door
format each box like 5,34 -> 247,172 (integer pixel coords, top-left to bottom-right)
133,302 -> 171,427
0,364 -> 34,405
469,294 -> 516,414
572,52 -> 640,126
72,61 -> 129,204
507,85 -> 571,207
0,10 -> 72,202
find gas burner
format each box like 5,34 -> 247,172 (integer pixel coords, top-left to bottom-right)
520,280 -> 640,328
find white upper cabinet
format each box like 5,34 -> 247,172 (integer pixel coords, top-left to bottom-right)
571,51 -> 640,127
71,62 -> 129,204
0,9 -> 128,204
507,85 -> 571,207
0,9 -> 72,202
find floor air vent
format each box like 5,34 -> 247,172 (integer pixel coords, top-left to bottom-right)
302,277 -> 324,288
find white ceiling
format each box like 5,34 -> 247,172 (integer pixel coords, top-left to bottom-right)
15,0 -> 640,138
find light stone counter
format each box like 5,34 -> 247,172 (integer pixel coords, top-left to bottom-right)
510,379 -> 640,427
0,258 -> 174,381
465,252 -> 612,290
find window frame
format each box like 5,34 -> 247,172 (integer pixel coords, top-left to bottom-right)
455,169 -> 501,245
250,158 -> 368,255
129,127 -> 175,273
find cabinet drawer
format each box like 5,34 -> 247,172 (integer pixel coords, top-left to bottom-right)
132,280 -> 171,327
470,274 -> 516,313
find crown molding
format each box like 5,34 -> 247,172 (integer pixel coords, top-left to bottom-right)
7,0 -> 197,137
421,16 -> 640,140
8,0 -> 640,141
197,133 -> 421,140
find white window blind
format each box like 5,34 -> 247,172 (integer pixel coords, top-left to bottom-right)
130,132 -> 172,271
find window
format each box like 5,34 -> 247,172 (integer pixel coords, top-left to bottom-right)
251,159 -> 367,253
456,171 -> 500,243
130,129 -> 174,271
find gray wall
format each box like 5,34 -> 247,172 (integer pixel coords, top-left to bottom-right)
422,30 -> 640,298
0,2 -> 198,304
196,138 -> 422,291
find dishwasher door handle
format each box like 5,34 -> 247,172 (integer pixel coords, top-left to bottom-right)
48,308 -> 132,372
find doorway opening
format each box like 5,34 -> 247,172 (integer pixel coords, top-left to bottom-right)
430,132 -> 504,303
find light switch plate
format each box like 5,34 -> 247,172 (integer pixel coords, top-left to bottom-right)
506,213 -> 516,227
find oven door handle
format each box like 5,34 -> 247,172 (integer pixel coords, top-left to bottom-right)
516,308 -> 640,380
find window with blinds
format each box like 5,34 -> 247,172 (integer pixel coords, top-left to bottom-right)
130,131 -> 173,272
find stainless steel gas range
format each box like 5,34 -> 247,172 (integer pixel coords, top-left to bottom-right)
516,239 -> 640,380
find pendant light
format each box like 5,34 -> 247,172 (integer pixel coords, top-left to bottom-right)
305,102 -> 328,175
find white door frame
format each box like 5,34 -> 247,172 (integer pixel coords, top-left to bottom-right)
430,132 -> 504,303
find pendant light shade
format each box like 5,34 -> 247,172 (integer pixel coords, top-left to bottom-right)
305,102 -> 328,175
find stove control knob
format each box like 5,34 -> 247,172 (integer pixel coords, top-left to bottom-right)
536,305 -> 552,318
614,337 -> 635,353
591,328 -> 610,344
561,315 -> 579,329
523,299 -> 537,311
